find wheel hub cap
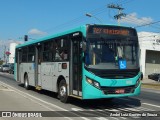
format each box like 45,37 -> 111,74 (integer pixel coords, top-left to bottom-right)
60,86 -> 66,96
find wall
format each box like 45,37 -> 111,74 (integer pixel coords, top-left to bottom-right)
138,32 -> 160,77
9,43 -> 18,63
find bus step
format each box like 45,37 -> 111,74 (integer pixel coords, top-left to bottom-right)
35,86 -> 42,90
70,95 -> 82,99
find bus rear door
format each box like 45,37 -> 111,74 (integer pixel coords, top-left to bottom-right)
35,44 -> 42,90
17,49 -> 22,82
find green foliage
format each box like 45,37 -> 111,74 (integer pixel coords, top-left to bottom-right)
0,60 -> 4,65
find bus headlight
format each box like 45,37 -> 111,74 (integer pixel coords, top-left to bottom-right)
86,77 -> 101,89
135,78 -> 141,88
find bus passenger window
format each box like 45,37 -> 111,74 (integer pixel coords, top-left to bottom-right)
60,50 -> 68,60
32,55 -> 34,62
55,49 -> 62,61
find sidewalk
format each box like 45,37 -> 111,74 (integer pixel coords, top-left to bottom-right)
141,77 -> 160,90
141,77 -> 158,84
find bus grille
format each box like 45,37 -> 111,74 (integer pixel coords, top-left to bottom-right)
95,70 -> 139,79
101,85 -> 135,94
100,71 -> 138,79
87,69 -> 140,79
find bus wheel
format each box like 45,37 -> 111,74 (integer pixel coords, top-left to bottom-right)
24,75 -> 30,90
58,80 -> 69,103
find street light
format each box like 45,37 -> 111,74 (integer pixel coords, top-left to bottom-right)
85,13 -> 103,23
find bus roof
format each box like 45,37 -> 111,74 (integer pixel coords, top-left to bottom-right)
16,25 -> 87,48
16,24 -> 135,48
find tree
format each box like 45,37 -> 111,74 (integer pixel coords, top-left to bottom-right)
0,60 -> 3,65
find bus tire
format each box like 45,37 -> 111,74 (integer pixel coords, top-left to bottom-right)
58,80 -> 69,103
24,75 -> 30,90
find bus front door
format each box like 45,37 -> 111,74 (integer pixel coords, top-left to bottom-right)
35,45 -> 42,90
71,35 -> 82,97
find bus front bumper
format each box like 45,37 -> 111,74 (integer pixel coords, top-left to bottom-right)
82,81 -> 141,99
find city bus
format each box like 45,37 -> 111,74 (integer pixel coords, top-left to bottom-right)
15,24 -> 141,103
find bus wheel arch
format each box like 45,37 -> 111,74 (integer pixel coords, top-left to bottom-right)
24,72 -> 30,90
57,76 -> 70,103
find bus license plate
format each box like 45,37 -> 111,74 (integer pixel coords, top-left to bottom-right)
115,89 -> 125,94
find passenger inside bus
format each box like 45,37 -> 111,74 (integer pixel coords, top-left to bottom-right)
60,50 -> 68,60
114,46 -> 124,65
55,49 -> 68,61
117,46 -> 123,59
55,48 -> 61,60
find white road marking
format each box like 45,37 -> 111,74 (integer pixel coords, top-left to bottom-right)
97,109 -> 119,120
127,105 -> 155,111
95,117 -> 108,120
71,108 -> 83,111
106,109 -> 119,112
142,103 -> 160,108
120,107 -> 140,111
0,89 -> 14,91
71,108 -> 91,120
88,109 -> 119,120
105,109 -> 127,119
104,109 -> 126,120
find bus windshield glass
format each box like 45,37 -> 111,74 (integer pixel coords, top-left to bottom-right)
85,37 -> 139,70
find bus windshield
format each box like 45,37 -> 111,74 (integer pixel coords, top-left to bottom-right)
85,37 -> 139,70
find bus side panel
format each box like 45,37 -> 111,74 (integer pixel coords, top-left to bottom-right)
16,63 -> 25,84
26,63 -> 35,86
20,63 -> 24,84
38,64 -> 42,86
41,63 -> 54,91
14,63 -> 18,81
40,62 -> 69,92
20,63 -> 35,86
52,62 -> 70,93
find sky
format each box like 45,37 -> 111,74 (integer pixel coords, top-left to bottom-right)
0,0 -> 160,59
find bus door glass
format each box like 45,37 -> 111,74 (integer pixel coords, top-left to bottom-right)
71,33 -> 82,96
17,49 -> 22,82
37,44 -> 42,86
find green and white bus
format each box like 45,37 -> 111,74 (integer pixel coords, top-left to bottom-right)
15,24 -> 141,103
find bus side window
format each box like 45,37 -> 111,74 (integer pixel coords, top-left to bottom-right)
60,50 -> 68,60
53,40 -> 61,61
43,41 -> 53,62
22,47 -> 28,62
53,38 -> 69,61
55,49 -> 62,61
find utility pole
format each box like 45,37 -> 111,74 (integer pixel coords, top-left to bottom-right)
3,45 -> 6,64
108,4 -> 126,25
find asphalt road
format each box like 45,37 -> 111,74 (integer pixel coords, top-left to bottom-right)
0,72 -> 160,120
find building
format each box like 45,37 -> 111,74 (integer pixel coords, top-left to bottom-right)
138,32 -> 160,78
9,43 -> 18,63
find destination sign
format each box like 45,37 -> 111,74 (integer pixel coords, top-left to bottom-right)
87,25 -> 137,36
93,28 -> 129,35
